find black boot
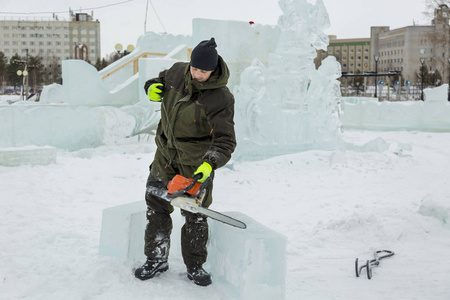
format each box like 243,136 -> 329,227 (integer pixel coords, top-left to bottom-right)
134,260 -> 169,281
187,266 -> 212,286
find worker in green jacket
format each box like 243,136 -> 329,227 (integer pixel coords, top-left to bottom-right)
134,38 -> 236,287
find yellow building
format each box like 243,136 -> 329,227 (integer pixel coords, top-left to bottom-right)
326,36 -> 371,74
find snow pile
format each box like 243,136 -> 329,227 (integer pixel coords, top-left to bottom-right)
419,194 -> 450,225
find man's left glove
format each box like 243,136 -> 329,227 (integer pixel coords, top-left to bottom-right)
147,83 -> 164,102
194,162 -> 212,183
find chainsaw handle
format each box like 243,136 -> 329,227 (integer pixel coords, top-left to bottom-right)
192,173 -> 203,182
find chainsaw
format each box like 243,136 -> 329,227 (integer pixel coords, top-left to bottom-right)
146,174 -> 246,229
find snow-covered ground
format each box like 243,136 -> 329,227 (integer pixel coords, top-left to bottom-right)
1,130 -> 450,300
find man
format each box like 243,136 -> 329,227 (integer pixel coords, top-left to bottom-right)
134,38 -> 236,287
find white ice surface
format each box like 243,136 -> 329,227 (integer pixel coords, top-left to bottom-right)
1,130 -> 450,299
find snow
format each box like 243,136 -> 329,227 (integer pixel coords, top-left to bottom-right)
2,130 -> 450,299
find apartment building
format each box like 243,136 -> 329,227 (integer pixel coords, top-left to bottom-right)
0,11 -> 100,69
370,4 -> 450,85
320,4 -> 450,86
326,37 -> 371,74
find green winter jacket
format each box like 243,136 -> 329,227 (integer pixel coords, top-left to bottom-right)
144,56 -> 236,170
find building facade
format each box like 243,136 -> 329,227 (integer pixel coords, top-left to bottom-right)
326,36 -> 371,74
0,12 -> 100,69
370,4 -> 450,85
321,4 -> 450,87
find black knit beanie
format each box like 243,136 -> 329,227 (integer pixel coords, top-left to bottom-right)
190,37 -> 218,71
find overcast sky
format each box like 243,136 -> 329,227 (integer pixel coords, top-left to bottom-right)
1,0 -> 429,57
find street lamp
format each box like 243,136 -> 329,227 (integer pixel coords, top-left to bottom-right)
16,69 -> 28,101
420,57 -> 425,101
374,54 -> 379,98
115,43 -> 135,56
448,57 -> 450,101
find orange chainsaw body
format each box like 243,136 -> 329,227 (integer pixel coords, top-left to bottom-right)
167,175 -> 202,196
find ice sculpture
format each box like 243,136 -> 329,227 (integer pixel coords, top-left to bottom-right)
234,0 -> 343,161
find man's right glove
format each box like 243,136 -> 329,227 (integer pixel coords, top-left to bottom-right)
147,83 -> 164,102
194,162 -> 212,183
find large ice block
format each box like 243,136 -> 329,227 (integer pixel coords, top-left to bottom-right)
98,201 -> 183,264
98,201 -> 147,264
99,203 -> 287,299
206,211 -> 287,300
0,146 -> 56,167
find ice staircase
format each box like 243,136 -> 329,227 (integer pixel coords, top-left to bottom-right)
55,44 -> 190,106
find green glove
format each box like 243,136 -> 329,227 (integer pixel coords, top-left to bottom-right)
194,162 -> 212,183
147,83 -> 164,102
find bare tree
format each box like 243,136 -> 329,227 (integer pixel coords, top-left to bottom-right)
423,0 -> 450,19
423,1 -> 450,84
0,51 -> 7,92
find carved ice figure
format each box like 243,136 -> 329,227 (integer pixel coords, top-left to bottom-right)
234,0 -> 343,160
306,56 -> 343,140
234,59 -> 268,143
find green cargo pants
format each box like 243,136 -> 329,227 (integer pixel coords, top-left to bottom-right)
144,149 -> 213,269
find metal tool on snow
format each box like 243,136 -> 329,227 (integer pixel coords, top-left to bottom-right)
355,250 -> 394,279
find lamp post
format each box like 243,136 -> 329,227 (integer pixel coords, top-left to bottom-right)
420,57 -> 425,101
115,43 -> 135,57
16,69 -> 28,101
448,57 -> 450,101
374,54 -> 380,98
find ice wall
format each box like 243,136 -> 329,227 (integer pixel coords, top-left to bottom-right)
0,146 -> 56,167
233,0 -> 343,161
342,84 -> 450,131
192,18 -> 280,89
